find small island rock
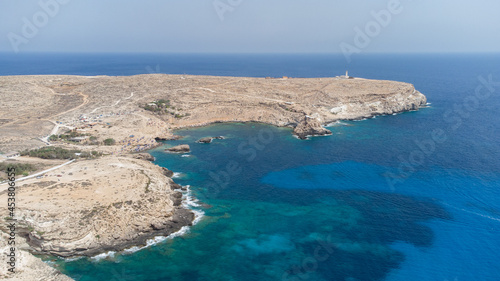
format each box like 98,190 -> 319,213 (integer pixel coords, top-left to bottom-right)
197,136 -> 225,143
165,144 -> 191,153
198,137 -> 213,143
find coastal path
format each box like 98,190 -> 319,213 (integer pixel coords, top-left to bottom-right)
0,159 -> 76,188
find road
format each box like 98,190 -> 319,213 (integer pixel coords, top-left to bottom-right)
0,159 -> 76,187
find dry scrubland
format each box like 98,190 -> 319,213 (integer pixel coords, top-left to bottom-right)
0,74 -> 426,280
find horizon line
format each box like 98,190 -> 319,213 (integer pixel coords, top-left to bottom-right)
1,51 -> 500,56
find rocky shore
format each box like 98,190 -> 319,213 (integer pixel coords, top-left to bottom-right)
0,156 -> 195,259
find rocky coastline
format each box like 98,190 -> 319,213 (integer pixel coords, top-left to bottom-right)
0,74 -> 428,280
0,156 -> 197,262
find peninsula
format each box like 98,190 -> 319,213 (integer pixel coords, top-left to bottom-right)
0,74 -> 426,279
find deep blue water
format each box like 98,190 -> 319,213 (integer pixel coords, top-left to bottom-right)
3,53 -> 500,280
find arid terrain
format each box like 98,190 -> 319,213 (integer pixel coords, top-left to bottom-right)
0,74 -> 427,280
0,74 -> 426,153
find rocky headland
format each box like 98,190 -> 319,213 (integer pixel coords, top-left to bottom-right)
0,156 -> 193,259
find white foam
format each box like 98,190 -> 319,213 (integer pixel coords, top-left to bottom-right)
122,246 -> 141,254
182,186 -> 201,208
63,256 -> 84,262
166,226 -> 191,239
325,121 -> 349,127
352,118 -> 368,122
181,154 -> 191,157
91,251 -> 116,262
182,186 -> 205,222
121,227 -> 189,255
172,172 -> 184,178
191,209 -> 205,225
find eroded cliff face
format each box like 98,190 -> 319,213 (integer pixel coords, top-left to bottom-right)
0,157 -> 194,258
325,87 -> 427,121
291,83 -> 426,138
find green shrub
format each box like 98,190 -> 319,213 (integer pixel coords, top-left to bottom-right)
21,147 -> 81,159
104,138 -> 116,146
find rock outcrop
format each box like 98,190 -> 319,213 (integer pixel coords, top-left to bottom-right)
165,144 -> 190,153
161,167 -> 174,177
293,116 -> 332,139
197,136 -> 224,143
130,152 -> 155,161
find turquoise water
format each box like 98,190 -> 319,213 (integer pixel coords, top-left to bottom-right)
6,53 -> 499,280
57,120 -> 500,280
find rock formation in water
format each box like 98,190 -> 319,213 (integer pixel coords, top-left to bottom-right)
165,144 -> 191,153
197,136 -> 225,143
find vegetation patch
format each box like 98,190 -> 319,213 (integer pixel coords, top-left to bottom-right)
21,147 -> 102,159
142,99 -> 190,118
142,99 -> 171,113
0,162 -> 35,176
103,138 -> 116,145
49,130 -> 90,142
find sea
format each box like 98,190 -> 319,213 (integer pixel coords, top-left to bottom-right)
1,53 -> 499,281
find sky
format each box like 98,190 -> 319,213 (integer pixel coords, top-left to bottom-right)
1,0 -> 500,54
